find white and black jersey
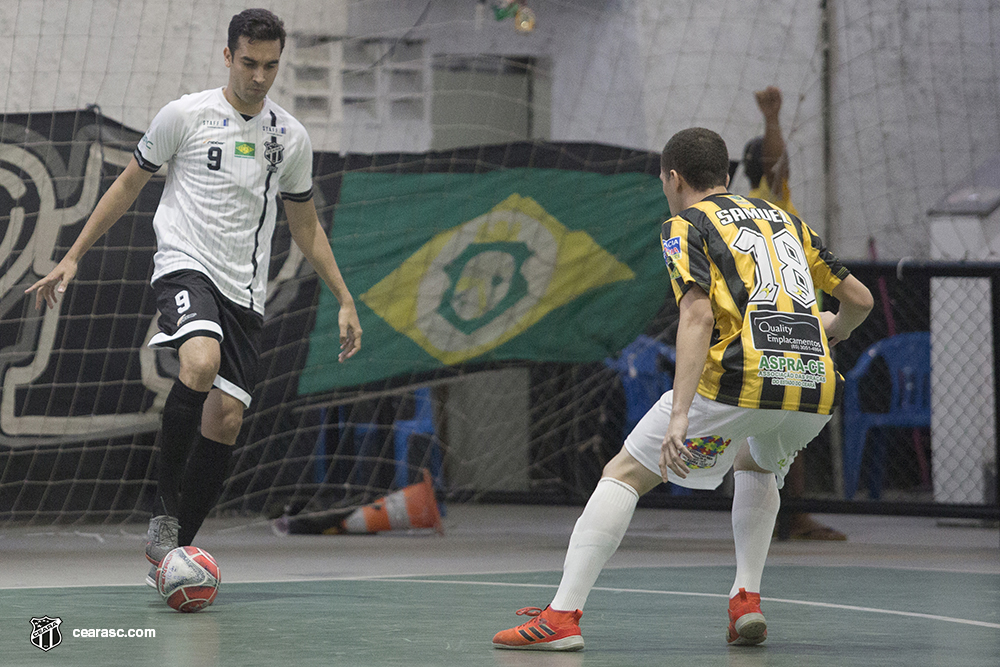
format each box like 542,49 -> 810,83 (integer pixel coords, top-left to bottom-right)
134,87 -> 313,315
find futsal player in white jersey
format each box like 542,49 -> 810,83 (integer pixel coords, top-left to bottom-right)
26,9 -> 362,582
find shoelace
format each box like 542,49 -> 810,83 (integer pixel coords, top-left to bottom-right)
155,518 -> 179,544
515,607 -> 544,618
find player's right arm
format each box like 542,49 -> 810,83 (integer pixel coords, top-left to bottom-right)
659,283 -> 714,482
25,157 -> 153,310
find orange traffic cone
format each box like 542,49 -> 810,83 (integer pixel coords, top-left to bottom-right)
341,469 -> 444,535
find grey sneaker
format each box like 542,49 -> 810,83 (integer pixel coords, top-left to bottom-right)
145,565 -> 158,589
145,515 -> 179,565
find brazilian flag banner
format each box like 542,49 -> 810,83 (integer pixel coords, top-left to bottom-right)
299,143 -> 670,394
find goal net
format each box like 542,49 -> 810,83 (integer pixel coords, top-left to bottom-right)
2,0 -> 998,525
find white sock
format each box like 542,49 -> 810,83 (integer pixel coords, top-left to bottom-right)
729,470 -> 780,598
550,477 -> 639,612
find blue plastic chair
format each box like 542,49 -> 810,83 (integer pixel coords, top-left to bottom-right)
841,332 -> 931,499
605,335 -> 690,495
605,335 -> 676,434
313,388 -> 443,491
392,387 -> 443,489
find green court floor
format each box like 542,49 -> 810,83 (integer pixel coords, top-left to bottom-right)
2,565 -> 997,667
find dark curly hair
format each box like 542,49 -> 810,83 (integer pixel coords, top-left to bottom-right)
228,8 -> 286,54
660,128 -> 730,191
742,136 -> 765,189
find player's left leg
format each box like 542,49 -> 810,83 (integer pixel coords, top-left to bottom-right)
177,389 -> 243,547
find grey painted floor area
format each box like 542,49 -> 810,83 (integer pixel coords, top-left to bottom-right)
1,505 -> 998,666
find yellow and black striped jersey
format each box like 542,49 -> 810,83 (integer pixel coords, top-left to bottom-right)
660,193 -> 850,414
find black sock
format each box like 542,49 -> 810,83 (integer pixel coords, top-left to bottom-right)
155,379 -> 209,518
177,435 -> 233,546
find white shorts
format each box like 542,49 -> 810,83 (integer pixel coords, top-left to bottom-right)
623,392 -> 831,490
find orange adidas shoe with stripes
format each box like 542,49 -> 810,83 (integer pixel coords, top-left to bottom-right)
727,588 -> 767,645
492,606 -> 584,651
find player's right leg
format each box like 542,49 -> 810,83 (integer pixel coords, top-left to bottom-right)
726,410 -> 830,645
146,335 -> 220,568
727,444 -> 778,645
492,448 -> 660,651
145,271 -> 227,572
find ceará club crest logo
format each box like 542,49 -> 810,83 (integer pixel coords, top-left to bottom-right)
29,616 -> 63,651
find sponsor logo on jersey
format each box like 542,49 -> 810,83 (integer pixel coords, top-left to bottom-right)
748,311 -> 824,355
664,236 -> 681,257
203,140 -> 225,145
757,354 -> 827,389
684,436 -> 731,469
662,237 -> 682,279
262,125 -> 286,136
202,119 -> 229,127
235,142 -> 255,158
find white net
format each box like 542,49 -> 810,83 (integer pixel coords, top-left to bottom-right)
2,0 -> 998,524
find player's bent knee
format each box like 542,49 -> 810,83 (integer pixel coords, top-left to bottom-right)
602,448 -> 660,496
178,337 -> 222,390
733,443 -> 772,474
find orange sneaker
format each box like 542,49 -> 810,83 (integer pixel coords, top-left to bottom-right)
727,588 -> 767,645
492,606 -> 584,651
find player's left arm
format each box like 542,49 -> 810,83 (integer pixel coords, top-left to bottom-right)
283,197 -> 362,361
755,86 -> 790,188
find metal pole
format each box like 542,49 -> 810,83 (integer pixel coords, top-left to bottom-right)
820,0 -> 834,241
991,273 -> 1000,542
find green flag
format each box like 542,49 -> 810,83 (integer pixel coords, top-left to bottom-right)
299,168 -> 669,393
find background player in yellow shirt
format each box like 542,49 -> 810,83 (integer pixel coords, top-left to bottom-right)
743,86 -> 798,215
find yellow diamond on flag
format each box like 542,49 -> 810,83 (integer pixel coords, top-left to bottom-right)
360,194 -> 635,365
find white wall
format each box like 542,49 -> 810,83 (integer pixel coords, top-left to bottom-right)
0,0 -> 346,139
635,0 -> 825,235
4,0 -> 999,260
830,0 -> 1000,259
345,0 -> 1000,258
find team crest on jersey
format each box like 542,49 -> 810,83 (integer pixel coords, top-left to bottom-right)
264,137 -> 284,173
684,436 -> 731,469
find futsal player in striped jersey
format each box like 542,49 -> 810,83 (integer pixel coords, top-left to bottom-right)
26,9 -> 362,585
493,128 -> 872,651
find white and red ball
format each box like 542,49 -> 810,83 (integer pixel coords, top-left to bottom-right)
156,546 -> 220,612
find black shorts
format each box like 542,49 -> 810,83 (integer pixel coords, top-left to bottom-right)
149,270 -> 263,407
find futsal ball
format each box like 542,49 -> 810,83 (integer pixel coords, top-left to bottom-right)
156,546 -> 221,613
